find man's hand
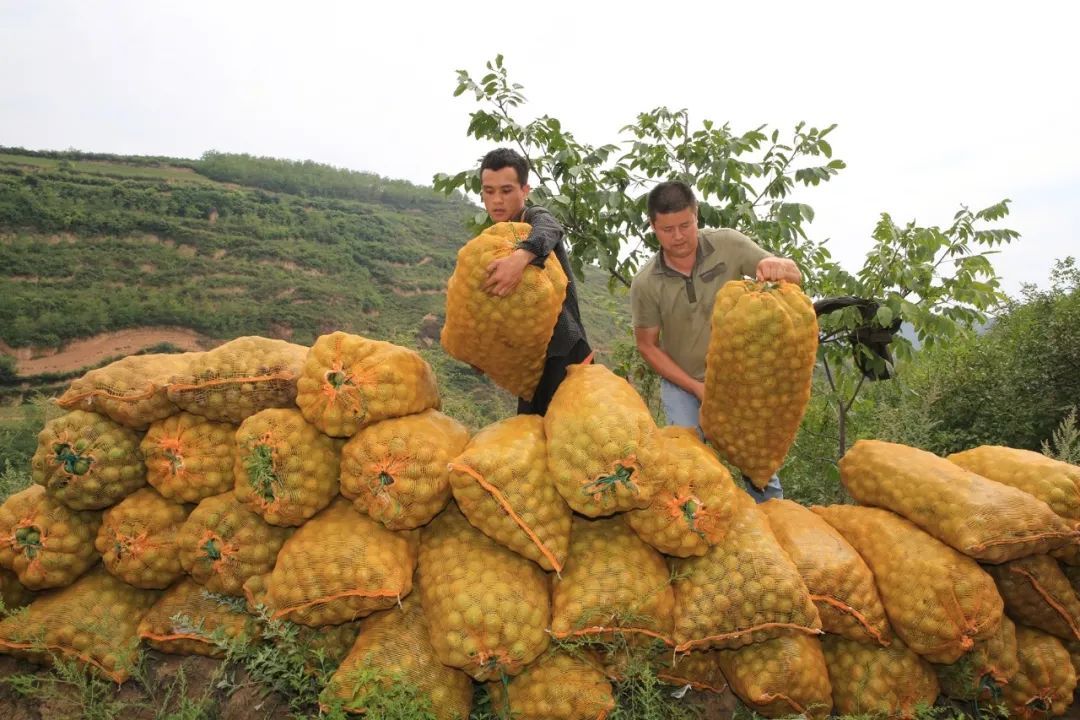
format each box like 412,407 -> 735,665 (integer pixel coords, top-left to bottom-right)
484,249 -> 535,297
756,257 -> 802,284
689,379 -> 705,402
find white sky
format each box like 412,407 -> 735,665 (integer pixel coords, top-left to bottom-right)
2,0 -> 1078,295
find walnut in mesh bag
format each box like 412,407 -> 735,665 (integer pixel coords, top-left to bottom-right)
142,411 -> 236,504
761,498 -> 890,645
717,633 -> 832,719
296,331 -> 440,438
341,409 -> 469,530
233,408 -> 340,527
138,577 -> 256,657
417,504 -> 550,681
545,363 -> 661,516
167,336 -> 308,423
441,221 -> 568,402
487,649 -> 615,720
244,498 -> 417,627
822,633 -> 940,718
449,414 -> 571,572
1004,625 -> 1078,719
177,491 -> 291,596
700,280 -> 818,488
0,484 -> 102,590
32,409 -> 146,510
989,554 -> 1080,642
0,567 -> 160,682
323,592 -> 473,719
936,615 -> 1019,701
95,486 -> 190,589
57,352 -> 190,429
0,568 -> 34,611
840,439 -> 1077,562
813,504 -> 1003,663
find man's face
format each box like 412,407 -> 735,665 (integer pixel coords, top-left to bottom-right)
651,206 -> 699,261
481,166 -> 530,223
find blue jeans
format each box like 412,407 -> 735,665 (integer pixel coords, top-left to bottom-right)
660,378 -> 783,503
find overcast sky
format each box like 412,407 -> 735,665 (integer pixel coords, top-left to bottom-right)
2,0 -> 1077,296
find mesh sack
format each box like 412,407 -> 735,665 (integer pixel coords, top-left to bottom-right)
341,409 -> 468,530
0,484 -> 101,590
323,592 -> 473,720
233,408 -> 339,527
295,331 -> 440,438
32,409 -> 146,510
449,414 -> 571,572
840,439 -> 1076,563
989,555 -> 1080,641
441,221 -> 568,402
1066,638 -> 1080,683
57,353 -> 190,429
545,363 -> 662,516
655,649 -> 728,693
813,504 -> 1003,663
137,577 -> 256,657
487,649 -> 615,720
625,426 -> 740,558
700,280 -> 818,488
95,487 -> 190,589
718,633 -> 832,719
673,496 -> 821,652
0,567 -> 160,682
551,515 -> 674,645
177,491 -> 291,596
244,497 -> 417,627
761,498 -> 890,644
0,567 -> 34,611
822,633 -> 940,718
166,336 -> 308,423
142,411 -> 236,503
417,504 -> 550,681
936,614 -> 1019,701
1004,625 -> 1078,719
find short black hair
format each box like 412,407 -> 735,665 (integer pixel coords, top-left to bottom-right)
480,148 -> 530,186
647,181 -> 697,220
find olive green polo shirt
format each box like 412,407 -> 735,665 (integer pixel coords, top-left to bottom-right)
630,228 -> 772,381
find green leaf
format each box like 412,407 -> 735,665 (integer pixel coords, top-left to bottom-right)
875,306 -> 894,327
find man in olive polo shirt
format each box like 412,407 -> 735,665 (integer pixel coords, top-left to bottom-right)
630,181 -> 802,502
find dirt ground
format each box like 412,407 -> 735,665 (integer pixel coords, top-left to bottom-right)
1,328 -> 216,376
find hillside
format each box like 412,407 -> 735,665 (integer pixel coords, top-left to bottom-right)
0,148 -> 631,427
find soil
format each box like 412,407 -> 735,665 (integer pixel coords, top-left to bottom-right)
1,328 -> 216,376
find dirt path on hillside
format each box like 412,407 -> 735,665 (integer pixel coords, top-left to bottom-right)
1,328 -> 216,376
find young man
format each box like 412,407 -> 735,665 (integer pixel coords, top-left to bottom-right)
477,147 -> 591,416
629,181 -> 801,502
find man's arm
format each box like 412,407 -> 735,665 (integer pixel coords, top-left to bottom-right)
756,256 -> 802,283
483,206 -> 562,297
634,326 -> 705,401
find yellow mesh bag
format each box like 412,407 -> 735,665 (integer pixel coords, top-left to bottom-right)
295,331 -> 440,438
323,592 -> 473,720
233,408 -> 340,527
57,353 -> 190,429
0,567 -> 34,610
937,614 -> 1019,701
822,634 -> 940,718
841,439 -> 1076,563
95,487 -> 190,589
137,577 -> 256,657
177,491 -> 291,596
0,484 -> 101,590
760,498 -> 890,645
655,649 -> 728,693
296,620 -> 362,673
487,649 -> 615,720
417,504 -> 550,681
718,633 -> 832,719
341,409 -> 469,530
32,409 -> 146,510
1004,625 -> 1078,719
673,497 -> 821,652
625,427 -> 740,558
142,411 -> 236,504
545,363 -> 662,516
989,555 -> 1080,642
551,516 -> 674,645
449,415 -> 571,572
167,336 -> 308,423
700,280 -> 818,488
440,222 -> 568,402
1066,638 -> 1080,682
245,498 -> 417,627
0,567 -> 160,682
813,504 -> 1003,663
